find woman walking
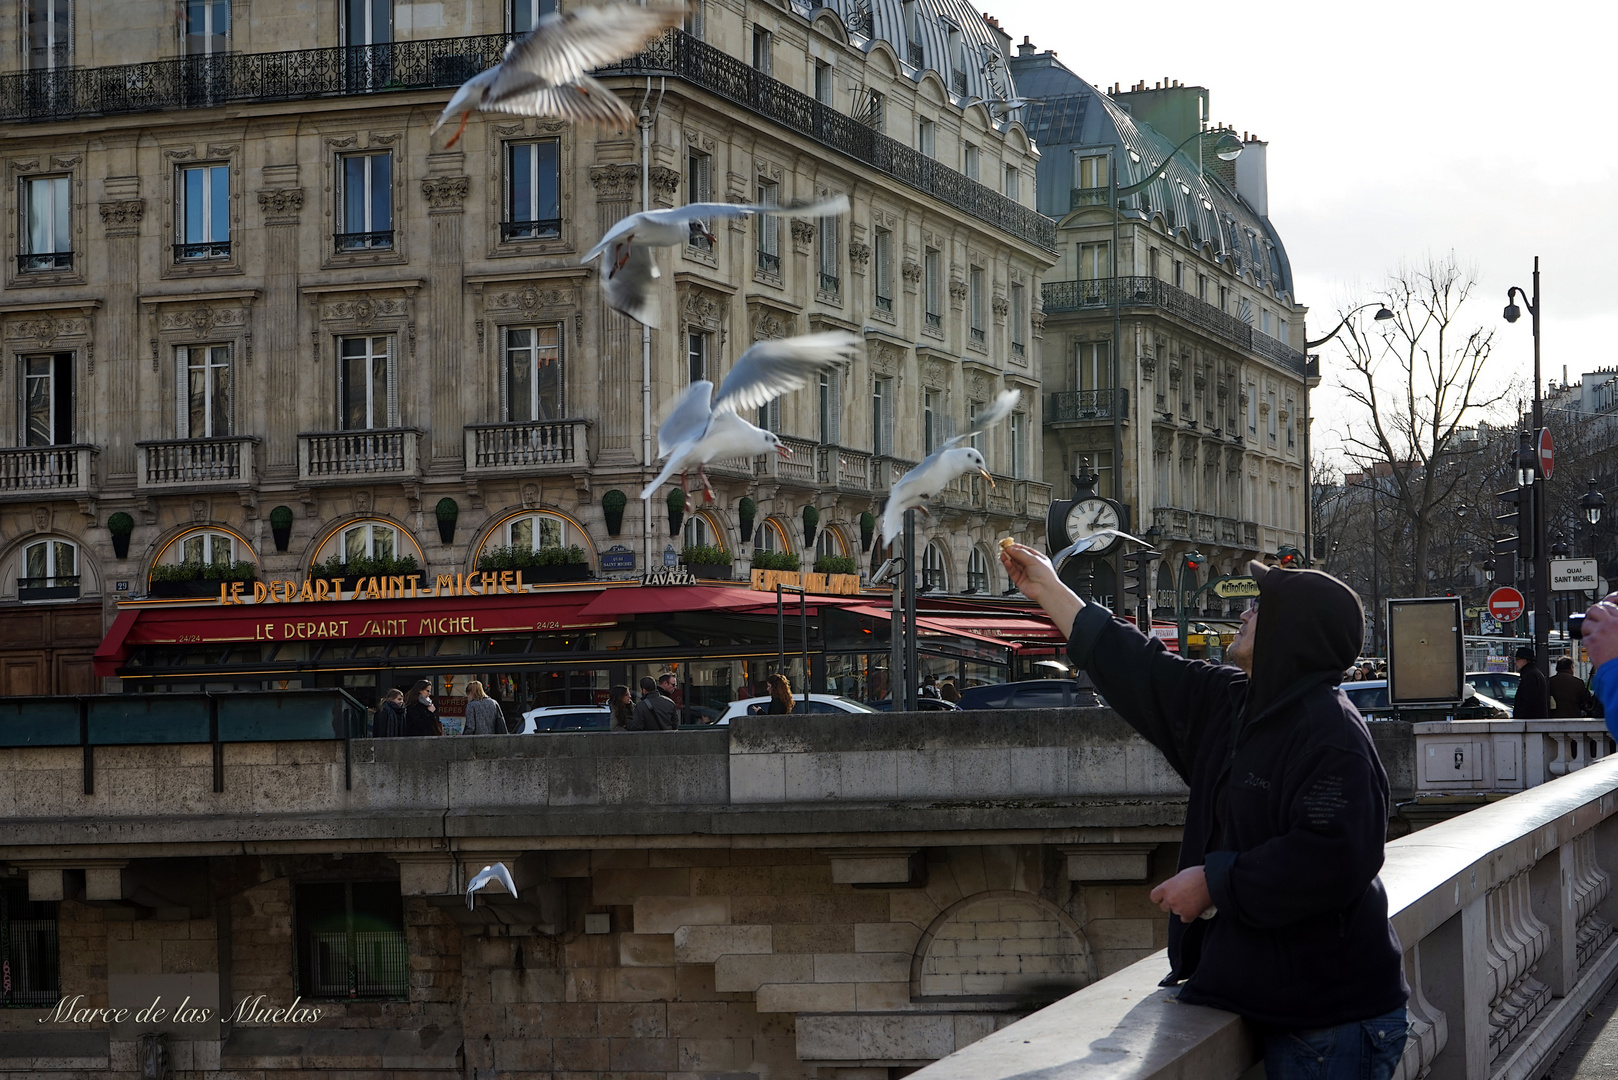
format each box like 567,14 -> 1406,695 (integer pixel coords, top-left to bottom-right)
403,680 -> 443,737
462,681 -> 504,735
766,673 -> 796,715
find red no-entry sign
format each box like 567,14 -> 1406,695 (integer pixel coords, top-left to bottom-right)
1488,586 -> 1525,622
1538,428 -> 1555,480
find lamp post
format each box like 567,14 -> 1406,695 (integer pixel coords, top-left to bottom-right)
1108,128 -> 1243,614
1301,303 -> 1394,568
1503,259 -> 1547,675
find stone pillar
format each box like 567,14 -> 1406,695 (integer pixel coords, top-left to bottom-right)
98,195 -> 145,481
422,175 -> 470,468
590,164 -> 640,460
256,187 -> 304,474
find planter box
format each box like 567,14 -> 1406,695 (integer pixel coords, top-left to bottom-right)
18,584 -> 81,602
517,563 -> 591,585
683,564 -> 733,581
150,578 -> 252,599
749,570 -> 862,595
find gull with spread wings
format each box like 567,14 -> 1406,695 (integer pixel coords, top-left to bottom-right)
641,331 -> 861,502
465,863 -> 518,910
583,195 -> 850,328
879,389 -> 1021,547
431,1 -> 685,147
1048,528 -> 1159,566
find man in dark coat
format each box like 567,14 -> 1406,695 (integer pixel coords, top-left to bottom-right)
1001,544 -> 1408,1080
1548,657 -> 1591,718
630,674 -> 678,731
1513,647 -> 1551,720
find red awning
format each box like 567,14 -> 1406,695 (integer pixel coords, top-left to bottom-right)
577,585 -> 786,618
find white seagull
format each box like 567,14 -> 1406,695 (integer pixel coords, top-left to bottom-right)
431,2 -> 685,147
465,863 -> 519,910
641,331 -> 861,501
972,96 -> 1045,119
1049,528 -> 1159,566
583,195 -> 850,328
879,390 -> 1021,546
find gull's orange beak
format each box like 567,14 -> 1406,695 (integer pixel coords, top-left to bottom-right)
776,444 -> 793,459
978,468 -> 995,487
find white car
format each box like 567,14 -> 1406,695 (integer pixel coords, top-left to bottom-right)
715,694 -> 879,723
517,704 -> 611,734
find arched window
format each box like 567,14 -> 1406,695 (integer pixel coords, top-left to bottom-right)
921,542 -> 948,592
341,522 -> 398,562
21,539 -> 78,599
311,520 -> 423,573
815,528 -> 845,561
169,528 -> 238,567
683,515 -> 711,550
504,511 -> 573,553
756,518 -> 788,555
966,547 -> 989,593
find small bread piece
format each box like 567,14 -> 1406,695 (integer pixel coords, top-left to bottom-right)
998,537 -> 1016,551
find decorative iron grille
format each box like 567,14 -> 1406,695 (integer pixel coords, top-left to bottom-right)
1,880 -> 60,1008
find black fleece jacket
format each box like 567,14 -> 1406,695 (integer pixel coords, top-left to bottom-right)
1066,565 -> 1408,1028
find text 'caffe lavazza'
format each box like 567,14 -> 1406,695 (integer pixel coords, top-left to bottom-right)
94,568 -> 1066,720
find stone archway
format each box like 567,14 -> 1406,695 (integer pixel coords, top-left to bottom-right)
911,889 -> 1094,1002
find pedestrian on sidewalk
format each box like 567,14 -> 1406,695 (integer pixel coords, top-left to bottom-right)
1549,657 -> 1593,718
1513,647 -> 1551,720
461,681 -> 504,735
1000,542 -> 1408,1080
630,674 -> 678,731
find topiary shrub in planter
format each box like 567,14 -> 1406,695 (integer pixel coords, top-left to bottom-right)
478,544 -> 591,584
107,512 -> 134,559
738,497 -> 757,545
680,543 -> 733,580
751,549 -> 801,572
602,489 -> 627,536
813,555 -> 858,576
802,505 -> 820,546
150,559 -> 258,598
269,505 -> 294,552
859,511 -> 876,552
435,498 -> 459,545
667,489 -> 686,537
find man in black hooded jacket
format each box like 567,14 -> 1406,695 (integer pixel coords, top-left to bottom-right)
1002,544 -> 1408,1080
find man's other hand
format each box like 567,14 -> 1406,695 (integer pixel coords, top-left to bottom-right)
1000,543 -> 1082,636
1584,597 -> 1618,669
1150,865 -> 1213,923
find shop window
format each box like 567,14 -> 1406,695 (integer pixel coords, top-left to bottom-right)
21,353 -> 74,445
294,881 -> 407,1000
178,344 -> 231,437
503,139 -> 560,241
509,0 -> 556,32
176,163 -> 230,260
19,538 -> 78,601
921,542 -> 948,592
505,512 -> 572,553
20,175 -> 71,272
185,0 -> 229,55
501,325 -> 563,422
339,335 -> 396,430
336,152 -> 393,250
0,879 -> 60,1007
966,547 -> 989,593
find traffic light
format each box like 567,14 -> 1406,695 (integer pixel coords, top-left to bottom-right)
1277,545 -> 1302,567
1494,487 -> 1532,561
1123,551 -> 1157,605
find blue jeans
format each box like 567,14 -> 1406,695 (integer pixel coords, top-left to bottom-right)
1263,1007 -> 1408,1080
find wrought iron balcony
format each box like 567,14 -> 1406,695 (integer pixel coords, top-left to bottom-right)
1042,276 -> 1307,375
970,326 -> 985,344
0,445 -> 98,500
757,250 -> 781,275
1069,186 -> 1112,210
298,428 -> 420,481
1047,388 -> 1129,424
875,293 -> 892,311
173,240 -> 231,260
137,436 -> 257,488
334,230 -> 394,251
500,219 -> 561,241
819,273 -> 840,295
17,251 -> 72,272
464,420 -> 590,472
925,312 -> 942,329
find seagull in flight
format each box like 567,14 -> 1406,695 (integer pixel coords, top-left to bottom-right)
465,863 -> 519,910
1050,528 -> 1158,565
641,331 -> 861,501
879,389 -> 1021,546
431,2 -> 685,147
972,96 -> 1045,119
583,195 -> 850,328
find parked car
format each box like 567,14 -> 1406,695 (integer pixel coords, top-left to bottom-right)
717,694 -> 880,722
1466,671 -> 1519,706
956,678 -> 1101,710
865,697 -> 961,712
1340,680 -> 1511,721
518,705 -> 611,734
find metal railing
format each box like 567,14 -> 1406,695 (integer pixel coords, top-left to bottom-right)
906,42 -> 924,67
500,219 -> 561,241
1048,388 -> 1128,423
173,240 -> 230,260
1069,186 -> 1111,209
757,250 -> 781,275
819,272 -> 840,295
138,437 -> 255,486
1042,276 -> 1307,374
17,252 -> 72,272
298,429 -> 419,480
334,230 -> 393,251
465,420 -> 588,470
17,575 -> 81,600
0,445 -> 97,497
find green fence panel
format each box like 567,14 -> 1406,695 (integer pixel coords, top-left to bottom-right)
0,699 -> 81,747
218,689 -> 365,742
87,695 -> 211,744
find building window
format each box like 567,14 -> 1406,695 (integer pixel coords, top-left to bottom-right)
902,0 -> 921,62
682,0 -> 704,40
1004,164 -> 1019,200
923,390 -> 937,455
1008,411 -> 1026,479
339,335 -> 395,430
921,542 -> 947,591
1279,318 -> 1289,347
179,344 -> 232,437
503,140 -> 560,240
946,24 -> 965,92
1077,242 -> 1108,281
1247,382 -> 1257,434
502,325 -> 563,422
0,879 -> 60,1006
1261,308 -> 1272,336
164,528 -> 238,570
1148,247 -> 1159,278
1285,399 -> 1295,447
751,26 -> 771,73
1173,260 -> 1184,289
336,152 -> 393,249
342,523 -> 400,562
815,528 -> 842,562
20,175 -> 71,272
508,511 -> 573,552
1198,274 -> 1208,302
755,517 -> 787,554
966,547 -> 988,593
1077,341 -> 1111,392
686,150 -> 711,251
756,397 -> 780,433
185,0 -> 229,55
295,881 -> 407,1001
683,514 -> 713,551
1219,285 -> 1229,312
755,179 -> 779,275
818,212 -> 839,295
918,118 -> 935,158
177,164 -> 230,260
22,353 -> 73,446
26,0 -> 71,70
1079,449 -> 1114,499
813,60 -> 833,104
1267,391 -> 1277,440
923,248 -> 941,328
343,0 -> 391,45
509,0 -> 556,32
872,377 -> 893,456
873,227 -> 892,311
1075,153 -> 1107,190
1009,282 -> 1025,355
686,331 -> 708,385
20,539 -> 78,599
963,143 -> 979,181
969,266 -> 985,344
818,370 -> 840,445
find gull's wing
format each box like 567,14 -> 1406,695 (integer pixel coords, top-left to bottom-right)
710,331 -> 860,416
491,2 -> 684,94
483,74 -> 637,129
1052,528 -> 1159,565
657,380 -> 715,459
465,862 -> 518,909
601,243 -> 661,328
879,450 -> 946,544
946,388 -> 1021,448
582,210 -> 644,265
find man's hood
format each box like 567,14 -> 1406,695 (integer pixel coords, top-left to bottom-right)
1247,561 -> 1364,718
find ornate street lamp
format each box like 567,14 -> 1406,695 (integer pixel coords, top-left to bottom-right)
1503,259 -> 1547,673
1583,479 -> 1605,526
1483,560 -> 1496,583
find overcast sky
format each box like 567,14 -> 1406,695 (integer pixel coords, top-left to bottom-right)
995,0 -> 1615,460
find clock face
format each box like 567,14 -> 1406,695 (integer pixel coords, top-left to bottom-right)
1065,498 -> 1121,551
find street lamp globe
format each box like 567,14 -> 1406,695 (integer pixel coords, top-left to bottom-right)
1583,479 -> 1605,525
1483,560 -> 1496,583
1211,132 -> 1243,162
1374,305 -> 1395,322
1503,300 -> 1521,323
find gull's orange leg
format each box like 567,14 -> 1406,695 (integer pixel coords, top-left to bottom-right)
445,111 -> 470,148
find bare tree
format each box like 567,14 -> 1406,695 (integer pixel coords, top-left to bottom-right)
1331,256 -> 1510,596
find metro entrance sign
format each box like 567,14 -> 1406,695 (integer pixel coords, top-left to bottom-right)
1538,427 -> 1555,480
1488,586 -> 1526,622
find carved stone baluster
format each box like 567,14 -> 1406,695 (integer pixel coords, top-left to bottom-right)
1395,945 -> 1448,1080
